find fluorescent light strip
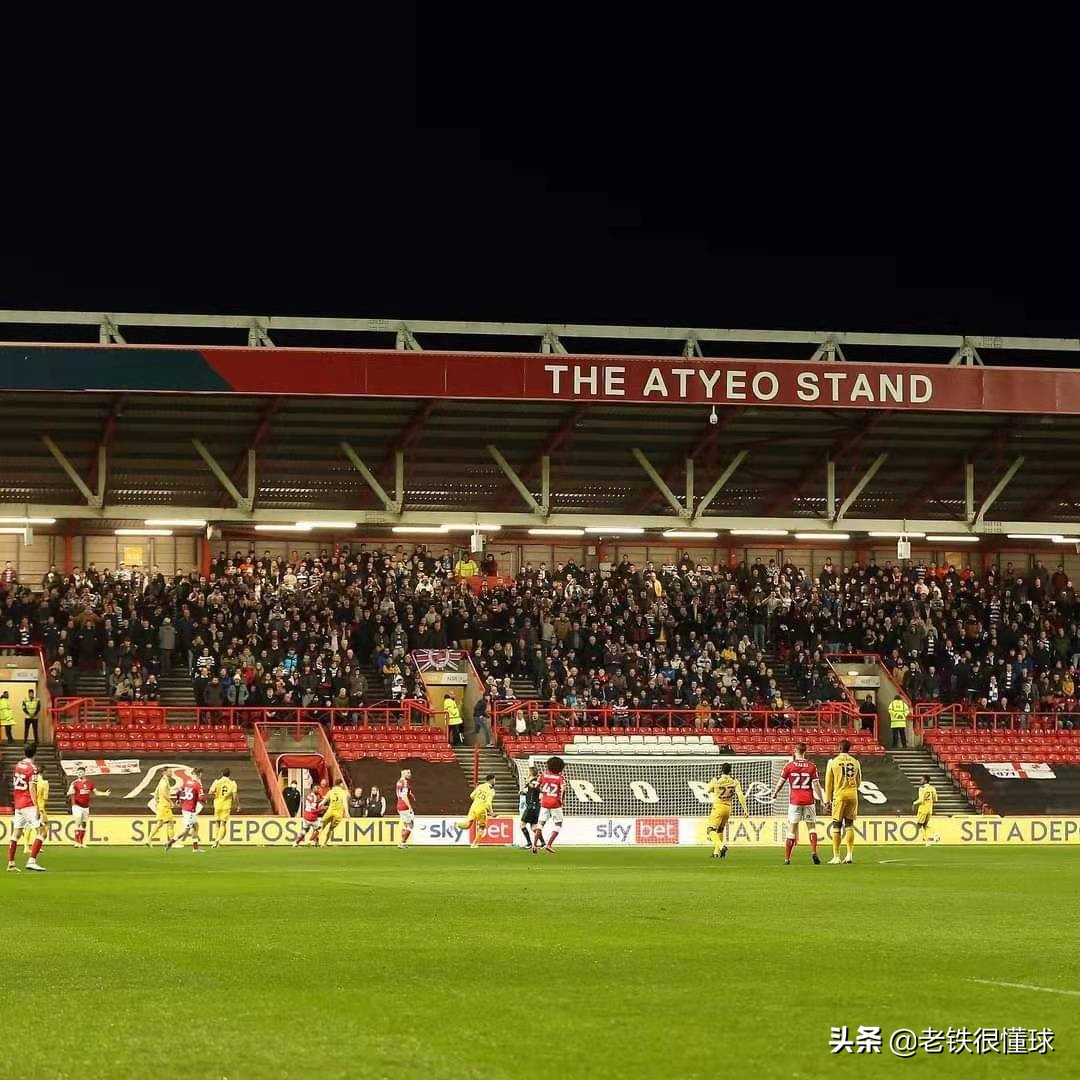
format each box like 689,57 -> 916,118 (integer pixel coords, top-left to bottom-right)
663,530 -> 719,539
115,529 -> 172,536
584,527 -> 645,534
296,521 -> 359,529
1005,534 -> 1064,541
0,528 -> 29,534
1053,537 -> 1080,544
528,528 -> 586,536
253,524 -> 313,533
391,526 -> 446,534
868,531 -> 926,539
440,524 -> 502,532
925,535 -> 980,543
794,532 -> 850,541
729,529 -> 789,537
0,516 -> 57,525
143,518 -> 207,528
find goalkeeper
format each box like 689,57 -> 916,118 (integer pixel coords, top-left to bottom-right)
705,763 -> 747,859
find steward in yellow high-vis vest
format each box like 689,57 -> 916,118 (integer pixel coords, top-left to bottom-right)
888,696 -> 909,749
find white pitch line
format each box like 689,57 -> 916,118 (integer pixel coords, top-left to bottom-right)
969,979 -> 1080,998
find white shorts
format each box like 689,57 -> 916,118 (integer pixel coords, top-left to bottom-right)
12,806 -> 41,833
301,817 -> 321,832
182,810 -> 201,829
71,805 -> 90,825
398,810 -> 415,827
787,804 -> 817,825
539,806 -> 564,827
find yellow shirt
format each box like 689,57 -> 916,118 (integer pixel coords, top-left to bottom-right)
469,783 -> 495,813
34,777 -> 49,814
455,559 -> 479,579
445,699 -> 462,726
209,777 -> 238,806
154,776 -> 173,812
825,753 -> 862,800
323,787 -> 348,816
706,775 -> 747,812
915,784 -> 938,813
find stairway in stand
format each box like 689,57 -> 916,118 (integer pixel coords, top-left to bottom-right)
510,676 -> 539,702
0,743 -> 69,814
762,647 -> 809,708
888,747 -> 972,813
452,744 -> 521,814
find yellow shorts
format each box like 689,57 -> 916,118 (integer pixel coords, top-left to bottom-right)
322,811 -> 344,828
214,803 -> 233,822
707,807 -> 731,833
916,809 -> 932,826
832,794 -> 859,824
155,806 -> 174,823
468,808 -> 489,826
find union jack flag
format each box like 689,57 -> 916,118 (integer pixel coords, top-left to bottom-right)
413,649 -> 465,672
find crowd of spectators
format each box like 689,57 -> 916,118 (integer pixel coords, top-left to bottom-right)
1,545 -> 1078,729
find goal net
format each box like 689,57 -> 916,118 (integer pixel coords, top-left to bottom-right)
514,755 -> 790,819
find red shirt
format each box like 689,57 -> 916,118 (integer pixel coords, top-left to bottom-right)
538,771 -> 565,809
12,759 -> 37,810
71,778 -> 96,809
302,792 -> 322,822
178,779 -> 204,813
780,759 -> 818,806
395,778 -> 413,812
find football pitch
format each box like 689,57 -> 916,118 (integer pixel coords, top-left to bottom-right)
9,845 -> 1078,1079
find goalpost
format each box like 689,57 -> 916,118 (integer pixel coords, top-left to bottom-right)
514,755 -> 791,819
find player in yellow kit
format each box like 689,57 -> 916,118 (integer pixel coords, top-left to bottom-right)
913,775 -> 941,846
705,763 -> 747,859
146,768 -> 176,847
457,773 -> 496,848
318,779 -> 349,846
23,772 -> 50,853
824,739 -> 862,864
208,768 -> 239,848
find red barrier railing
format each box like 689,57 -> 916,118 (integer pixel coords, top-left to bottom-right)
251,723 -> 289,815
50,699 -> 438,730
916,705 -> 1080,732
489,703 -> 864,734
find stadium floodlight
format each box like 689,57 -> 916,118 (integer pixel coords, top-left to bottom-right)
584,527 -> 645,534
925,534 -> 979,542
793,532 -> 850,541
143,518 -> 207,528
295,521 -> 358,529
868,531 -> 926,538
0,516 -> 57,525
253,524 -> 313,532
729,529 -> 789,536
115,529 -> 172,536
440,524 -> 502,532
528,528 -> 586,536
1005,534 -> 1064,541
391,526 -> 446,534
662,530 -> 719,539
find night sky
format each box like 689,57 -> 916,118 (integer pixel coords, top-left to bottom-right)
30,11 -> 1077,344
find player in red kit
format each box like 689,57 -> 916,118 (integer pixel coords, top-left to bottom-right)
67,765 -> 111,848
395,768 -> 415,849
770,742 -> 825,865
7,744 -> 46,872
293,783 -> 324,845
167,767 -> 205,852
531,755 -> 566,854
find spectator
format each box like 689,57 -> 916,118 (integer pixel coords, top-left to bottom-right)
455,552 -> 479,579
158,617 -> 176,674
472,695 -> 491,746
348,787 -> 366,816
366,786 -> 386,817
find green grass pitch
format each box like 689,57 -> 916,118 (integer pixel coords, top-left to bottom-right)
7,844 -> 1078,1079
